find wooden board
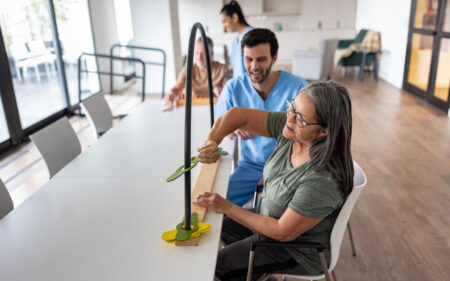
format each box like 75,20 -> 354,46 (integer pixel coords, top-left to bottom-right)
176,98 -> 216,107
175,160 -> 220,246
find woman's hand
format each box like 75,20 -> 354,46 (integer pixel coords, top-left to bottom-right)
198,139 -> 220,163
193,192 -> 234,214
163,92 -> 176,109
213,85 -> 223,97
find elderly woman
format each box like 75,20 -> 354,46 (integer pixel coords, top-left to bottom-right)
193,81 -> 354,281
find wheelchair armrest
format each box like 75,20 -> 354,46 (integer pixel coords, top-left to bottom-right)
337,39 -> 354,49
251,184 -> 264,209
250,241 -> 325,252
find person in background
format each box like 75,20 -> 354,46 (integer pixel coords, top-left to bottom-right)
214,28 -> 309,207
194,81 -> 354,280
220,1 -> 253,78
164,36 -> 227,109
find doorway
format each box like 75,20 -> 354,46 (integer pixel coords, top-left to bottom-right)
404,0 -> 450,113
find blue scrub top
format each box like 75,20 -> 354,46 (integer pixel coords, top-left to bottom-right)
230,26 -> 253,78
215,71 -> 308,169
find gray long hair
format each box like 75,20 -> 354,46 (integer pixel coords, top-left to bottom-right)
304,81 -> 354,197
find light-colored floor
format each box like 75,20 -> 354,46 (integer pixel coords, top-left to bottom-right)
1,72 -> 449,281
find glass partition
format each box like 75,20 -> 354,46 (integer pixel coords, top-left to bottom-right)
407,33 -> 434,91
54,0 -> 100,105
414,0 -> 439,30
0,0 -> 66,128
433,38 -> 450,101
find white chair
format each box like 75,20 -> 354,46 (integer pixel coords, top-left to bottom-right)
10,42 -> 55,83
246,161 -> 367,281
0,179 -> 14,220
30,117 -> 82,178
9,43 -> 42,82
80,93 -> 113,140
27,40 -> 57,70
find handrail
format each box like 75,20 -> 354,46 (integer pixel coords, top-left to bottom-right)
77,52 -> 146,103
183,23 -> 215,230
110,44 -> 166,98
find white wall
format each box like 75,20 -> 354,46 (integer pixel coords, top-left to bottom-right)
355,0 -> 412,88
177,0 -> 357,65
129,0 -> 181,95
89,0 -> 120,93
177,0 -> 233,59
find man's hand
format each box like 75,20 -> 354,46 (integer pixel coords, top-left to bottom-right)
235,129 -> 255,140
198,139 -> 220,163
193,192 -> 233,214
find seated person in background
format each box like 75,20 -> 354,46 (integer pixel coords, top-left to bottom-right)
214,28 -> 308,206
194,81 -> 354,281
164,36 -> 227,109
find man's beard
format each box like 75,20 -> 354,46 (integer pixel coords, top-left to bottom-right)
248,63 -> 272,84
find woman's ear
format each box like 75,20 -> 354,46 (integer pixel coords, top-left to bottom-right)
318,128 -> 328,139
232,13 -> 238,23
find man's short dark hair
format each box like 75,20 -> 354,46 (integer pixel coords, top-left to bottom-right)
241,28 -> 278,57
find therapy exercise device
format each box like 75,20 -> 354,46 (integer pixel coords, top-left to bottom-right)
162,23 -> 223,246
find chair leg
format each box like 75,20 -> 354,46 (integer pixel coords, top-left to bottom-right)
34,65 -> 41,83
359,52 -> 367,82
332,270 -> 338,281
318,251 -> 332,281
246,249 -> 256,281
372,53 -> 379,81
16,66 -> 23,82
347,222 -> 357,256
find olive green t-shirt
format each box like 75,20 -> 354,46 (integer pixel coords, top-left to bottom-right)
258,112 -> 344,274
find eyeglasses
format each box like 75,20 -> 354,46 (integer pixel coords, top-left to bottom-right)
286,99 -> 321,128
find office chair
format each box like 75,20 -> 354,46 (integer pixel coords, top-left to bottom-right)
81,93 -> 114,140
30,117 -> 82,178
246,161 -> 367,281
0,179 -> 14,220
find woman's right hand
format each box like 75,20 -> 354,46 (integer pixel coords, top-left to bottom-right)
198,139 -> 220,163
164,93 -> 176,109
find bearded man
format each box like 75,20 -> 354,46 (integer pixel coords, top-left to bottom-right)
214,28 -> 308,206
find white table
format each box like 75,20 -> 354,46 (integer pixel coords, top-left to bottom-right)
55,101 -> 224,179
0,101 -> 234,281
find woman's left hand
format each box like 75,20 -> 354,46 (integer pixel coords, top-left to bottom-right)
193,192 -> 233,214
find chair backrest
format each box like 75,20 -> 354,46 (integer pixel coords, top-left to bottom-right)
80,93 -> 113,140
329,160 -> 367,270
27,40 -> 50,56
0,179 -> 14,220
9,43 -> 30,61
30,117 -> 82,178
354,29 -> 368,44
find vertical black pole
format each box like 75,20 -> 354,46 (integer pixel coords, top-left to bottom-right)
184,22 -> 216,231
184,25 -> 196,230
197,26 -> 215,128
